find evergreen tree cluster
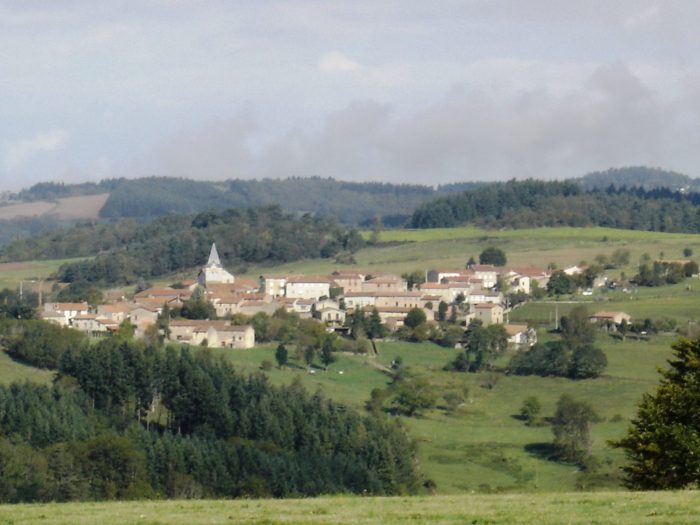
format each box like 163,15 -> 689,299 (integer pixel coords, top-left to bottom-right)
0,325 -> 419,502
410,179 -> 700,233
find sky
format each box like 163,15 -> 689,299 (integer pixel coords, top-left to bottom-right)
2,0 -> 700,191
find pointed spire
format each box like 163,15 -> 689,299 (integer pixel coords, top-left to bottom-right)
207,243 -> 221,267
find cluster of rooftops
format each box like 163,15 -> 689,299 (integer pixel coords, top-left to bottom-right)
39,244 -> 632,348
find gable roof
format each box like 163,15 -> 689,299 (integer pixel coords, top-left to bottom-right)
49,302 -> 89,311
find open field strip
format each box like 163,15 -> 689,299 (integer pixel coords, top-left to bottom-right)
2,491 -> 700,524
0,258 -> 87,290
239,226 -> 700,278
0,193 -> 108,221
0,349 -> 54,385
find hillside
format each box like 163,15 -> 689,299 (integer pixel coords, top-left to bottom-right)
4,176 -> 465,226
0,206 -> 363,287
3,225 -> 698,494
410,179 -> 700,231
578,166 -> 700,191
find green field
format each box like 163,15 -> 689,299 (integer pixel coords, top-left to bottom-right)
238,226 -> 700,278
0,257 -> 87,291
200,333 -> 674,494
2,491 -> 699,524
0,349 -> 54,385
510,281 -> 700,326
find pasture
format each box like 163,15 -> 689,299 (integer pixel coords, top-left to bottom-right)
2,491 -> 699,524
0,349 -> 54,385
0,258 -> 87,290
204,333 -> 675,494
240,226 -> 700,278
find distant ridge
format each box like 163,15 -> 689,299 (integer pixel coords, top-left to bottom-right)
577,166 -> 699,192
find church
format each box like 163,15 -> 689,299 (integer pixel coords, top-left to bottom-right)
197,243 -> 235,286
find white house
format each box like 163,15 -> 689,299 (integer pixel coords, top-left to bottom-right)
285,276 -> 333,300
42,302 -> 89,327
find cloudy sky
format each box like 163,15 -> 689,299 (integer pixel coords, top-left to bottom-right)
2,1 -> 700,191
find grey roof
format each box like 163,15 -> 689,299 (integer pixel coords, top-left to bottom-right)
207,243 -> 221,267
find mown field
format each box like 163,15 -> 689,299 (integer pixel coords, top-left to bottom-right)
2,491 -> 699,524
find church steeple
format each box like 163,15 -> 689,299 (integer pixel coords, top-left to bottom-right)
198,242 -> 234,286
207,243 -> 221,267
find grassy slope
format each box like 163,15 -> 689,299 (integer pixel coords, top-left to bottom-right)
0,257 -> 86,290
511,282 -> 700,326
0,350 -> 54,385
240,226 -> 700,278
203,334 -> 673,495
3,491 -> 700,524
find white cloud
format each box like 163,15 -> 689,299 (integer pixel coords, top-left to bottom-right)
3,129 -> 71,171
318,51 -> 361,73
624,5 -> 660,29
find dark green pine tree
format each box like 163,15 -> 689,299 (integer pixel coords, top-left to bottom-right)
368,307 -> 386,339
613,337 -> 700,488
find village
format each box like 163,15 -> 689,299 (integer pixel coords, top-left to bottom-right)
39,243 -> 632,350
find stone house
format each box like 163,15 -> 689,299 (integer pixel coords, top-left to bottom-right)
473,303 -> 504,326
589,311 -> 632,325
361,275 -> 407,293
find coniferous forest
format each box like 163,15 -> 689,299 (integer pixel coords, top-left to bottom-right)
0,320 -> 418,502
411,180 -> 700,231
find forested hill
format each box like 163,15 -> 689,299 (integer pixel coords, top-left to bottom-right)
410,179 -> 700,232
10,177 -> 481,226
0,207 -> 362,285
578,167 -> 700,192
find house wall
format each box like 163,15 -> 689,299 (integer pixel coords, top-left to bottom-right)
285,282 -> 331,300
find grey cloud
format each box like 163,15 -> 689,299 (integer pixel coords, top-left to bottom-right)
144,64 -> 684,184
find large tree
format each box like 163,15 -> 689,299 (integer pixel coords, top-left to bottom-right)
552,394 -> 599,464
479,247 -> 507,266
613,337 -> 700,488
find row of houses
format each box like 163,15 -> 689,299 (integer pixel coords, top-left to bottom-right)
40,245 -> 592,350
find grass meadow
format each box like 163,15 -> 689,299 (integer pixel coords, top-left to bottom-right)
0,258 -> 86,291
2,491 -> 699,524
203,332 -> 675,495
238,226 -> 700,279
0,349 -> 54,385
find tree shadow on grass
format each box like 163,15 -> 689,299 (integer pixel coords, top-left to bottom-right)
524,442 -> 558,462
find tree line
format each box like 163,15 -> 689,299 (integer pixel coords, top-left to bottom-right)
410,179 -> 700,233
0,206 -> 365,288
